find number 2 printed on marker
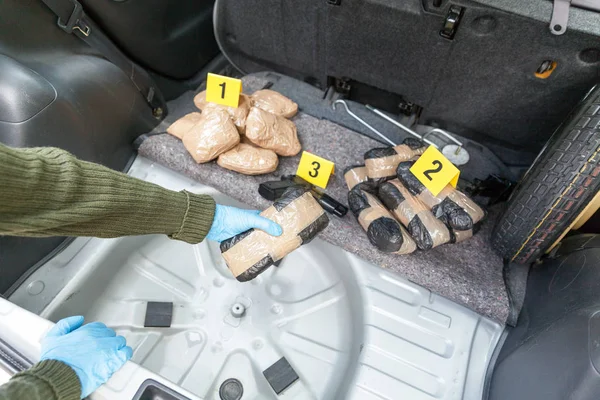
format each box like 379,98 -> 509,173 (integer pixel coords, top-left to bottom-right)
423,160 -> 443,181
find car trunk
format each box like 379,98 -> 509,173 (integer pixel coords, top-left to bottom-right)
2,0 -> 600,398
9,157 -> 502,399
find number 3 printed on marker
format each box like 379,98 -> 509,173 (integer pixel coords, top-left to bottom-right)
295,151 -> 334,189
309,161 -> 321,178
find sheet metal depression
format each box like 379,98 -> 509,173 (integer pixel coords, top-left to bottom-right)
245,107 -> 301,156
220,187 -> 329,282
378,179 -> 451,250
348,187 -> 416,254
217,142 -> 279,175
396,161 -> 486,231
364,138 -> 427,183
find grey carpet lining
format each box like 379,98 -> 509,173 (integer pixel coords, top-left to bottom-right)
139,75 -> 510,323
246,72 -> 520,182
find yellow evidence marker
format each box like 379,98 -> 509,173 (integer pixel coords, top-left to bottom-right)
296,151 -> 335,189
410,146 -> 460,196
205,73 -> 243,108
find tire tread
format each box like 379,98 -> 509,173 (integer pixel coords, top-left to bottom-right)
492,87 -> 600,264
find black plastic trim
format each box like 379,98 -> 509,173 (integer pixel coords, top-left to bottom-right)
0,337 -> 33,374
132,379 -> 190,400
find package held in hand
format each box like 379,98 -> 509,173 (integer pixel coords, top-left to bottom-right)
182,108 -> 240,163
220,187 -> 329,281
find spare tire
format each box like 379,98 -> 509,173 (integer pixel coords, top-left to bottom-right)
492,86 -> 600,264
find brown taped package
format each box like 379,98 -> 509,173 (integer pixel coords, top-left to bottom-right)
193,90 -> 210,110
453,229 -> 473,243
182,108 -> 240,163
220,187 -> 329,281
348,188 -> 416,254
418,184 -> 486,227
396,161 -> 485,232
251,89 -> 298,118
167,112 -> 203,139
344,165 -> 369,190
378,180 -> 450,250
364,140 -> 427,182
217,142 -> 279,175
193,90 -> 252,133
244,107 -> 301,156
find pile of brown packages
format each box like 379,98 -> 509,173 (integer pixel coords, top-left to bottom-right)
167,89 -> 301,175
344,139 -> 485,255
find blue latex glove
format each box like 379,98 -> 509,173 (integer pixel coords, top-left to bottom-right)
207,204 -> 283,242
40,316 -> 133,399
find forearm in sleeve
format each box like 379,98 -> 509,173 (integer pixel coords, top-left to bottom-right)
0,361 -> 80,400
0,144 -> 215,244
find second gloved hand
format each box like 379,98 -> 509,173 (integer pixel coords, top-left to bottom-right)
207,204 -> 283,242
40,316 -> 133,399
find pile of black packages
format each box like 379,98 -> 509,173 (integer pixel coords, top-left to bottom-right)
345,141 -> 486,254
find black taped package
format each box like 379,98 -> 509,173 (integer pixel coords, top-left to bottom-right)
220,187 -> 329,282
348,187 -> 416,254
396,161 -> 486,231
364,138 -> 427,184
378,179 -> 451,250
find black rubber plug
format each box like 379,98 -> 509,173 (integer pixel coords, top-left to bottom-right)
263,357 -> 299,394
144,302 -> 173,328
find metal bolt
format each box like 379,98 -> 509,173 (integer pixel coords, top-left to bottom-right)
152,107 -> 164,119
230,303 -> 246,318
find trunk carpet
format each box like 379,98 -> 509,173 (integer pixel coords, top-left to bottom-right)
138,74 -> 511,323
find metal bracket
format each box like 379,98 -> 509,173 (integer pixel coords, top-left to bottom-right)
333,100 -> 397,146
551,0 -> 600,35
56,0 -> 91,36
550,0 -> 571,35
440,5 -> 464,40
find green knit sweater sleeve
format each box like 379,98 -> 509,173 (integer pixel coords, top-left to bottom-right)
0,144 -> 216,243
0,361 -> 81,400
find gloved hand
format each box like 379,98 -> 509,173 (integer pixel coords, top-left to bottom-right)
207,204 -> 283,242
40,316 -> 133,399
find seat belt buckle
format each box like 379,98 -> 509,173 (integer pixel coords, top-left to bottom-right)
56,0 -> 90,36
